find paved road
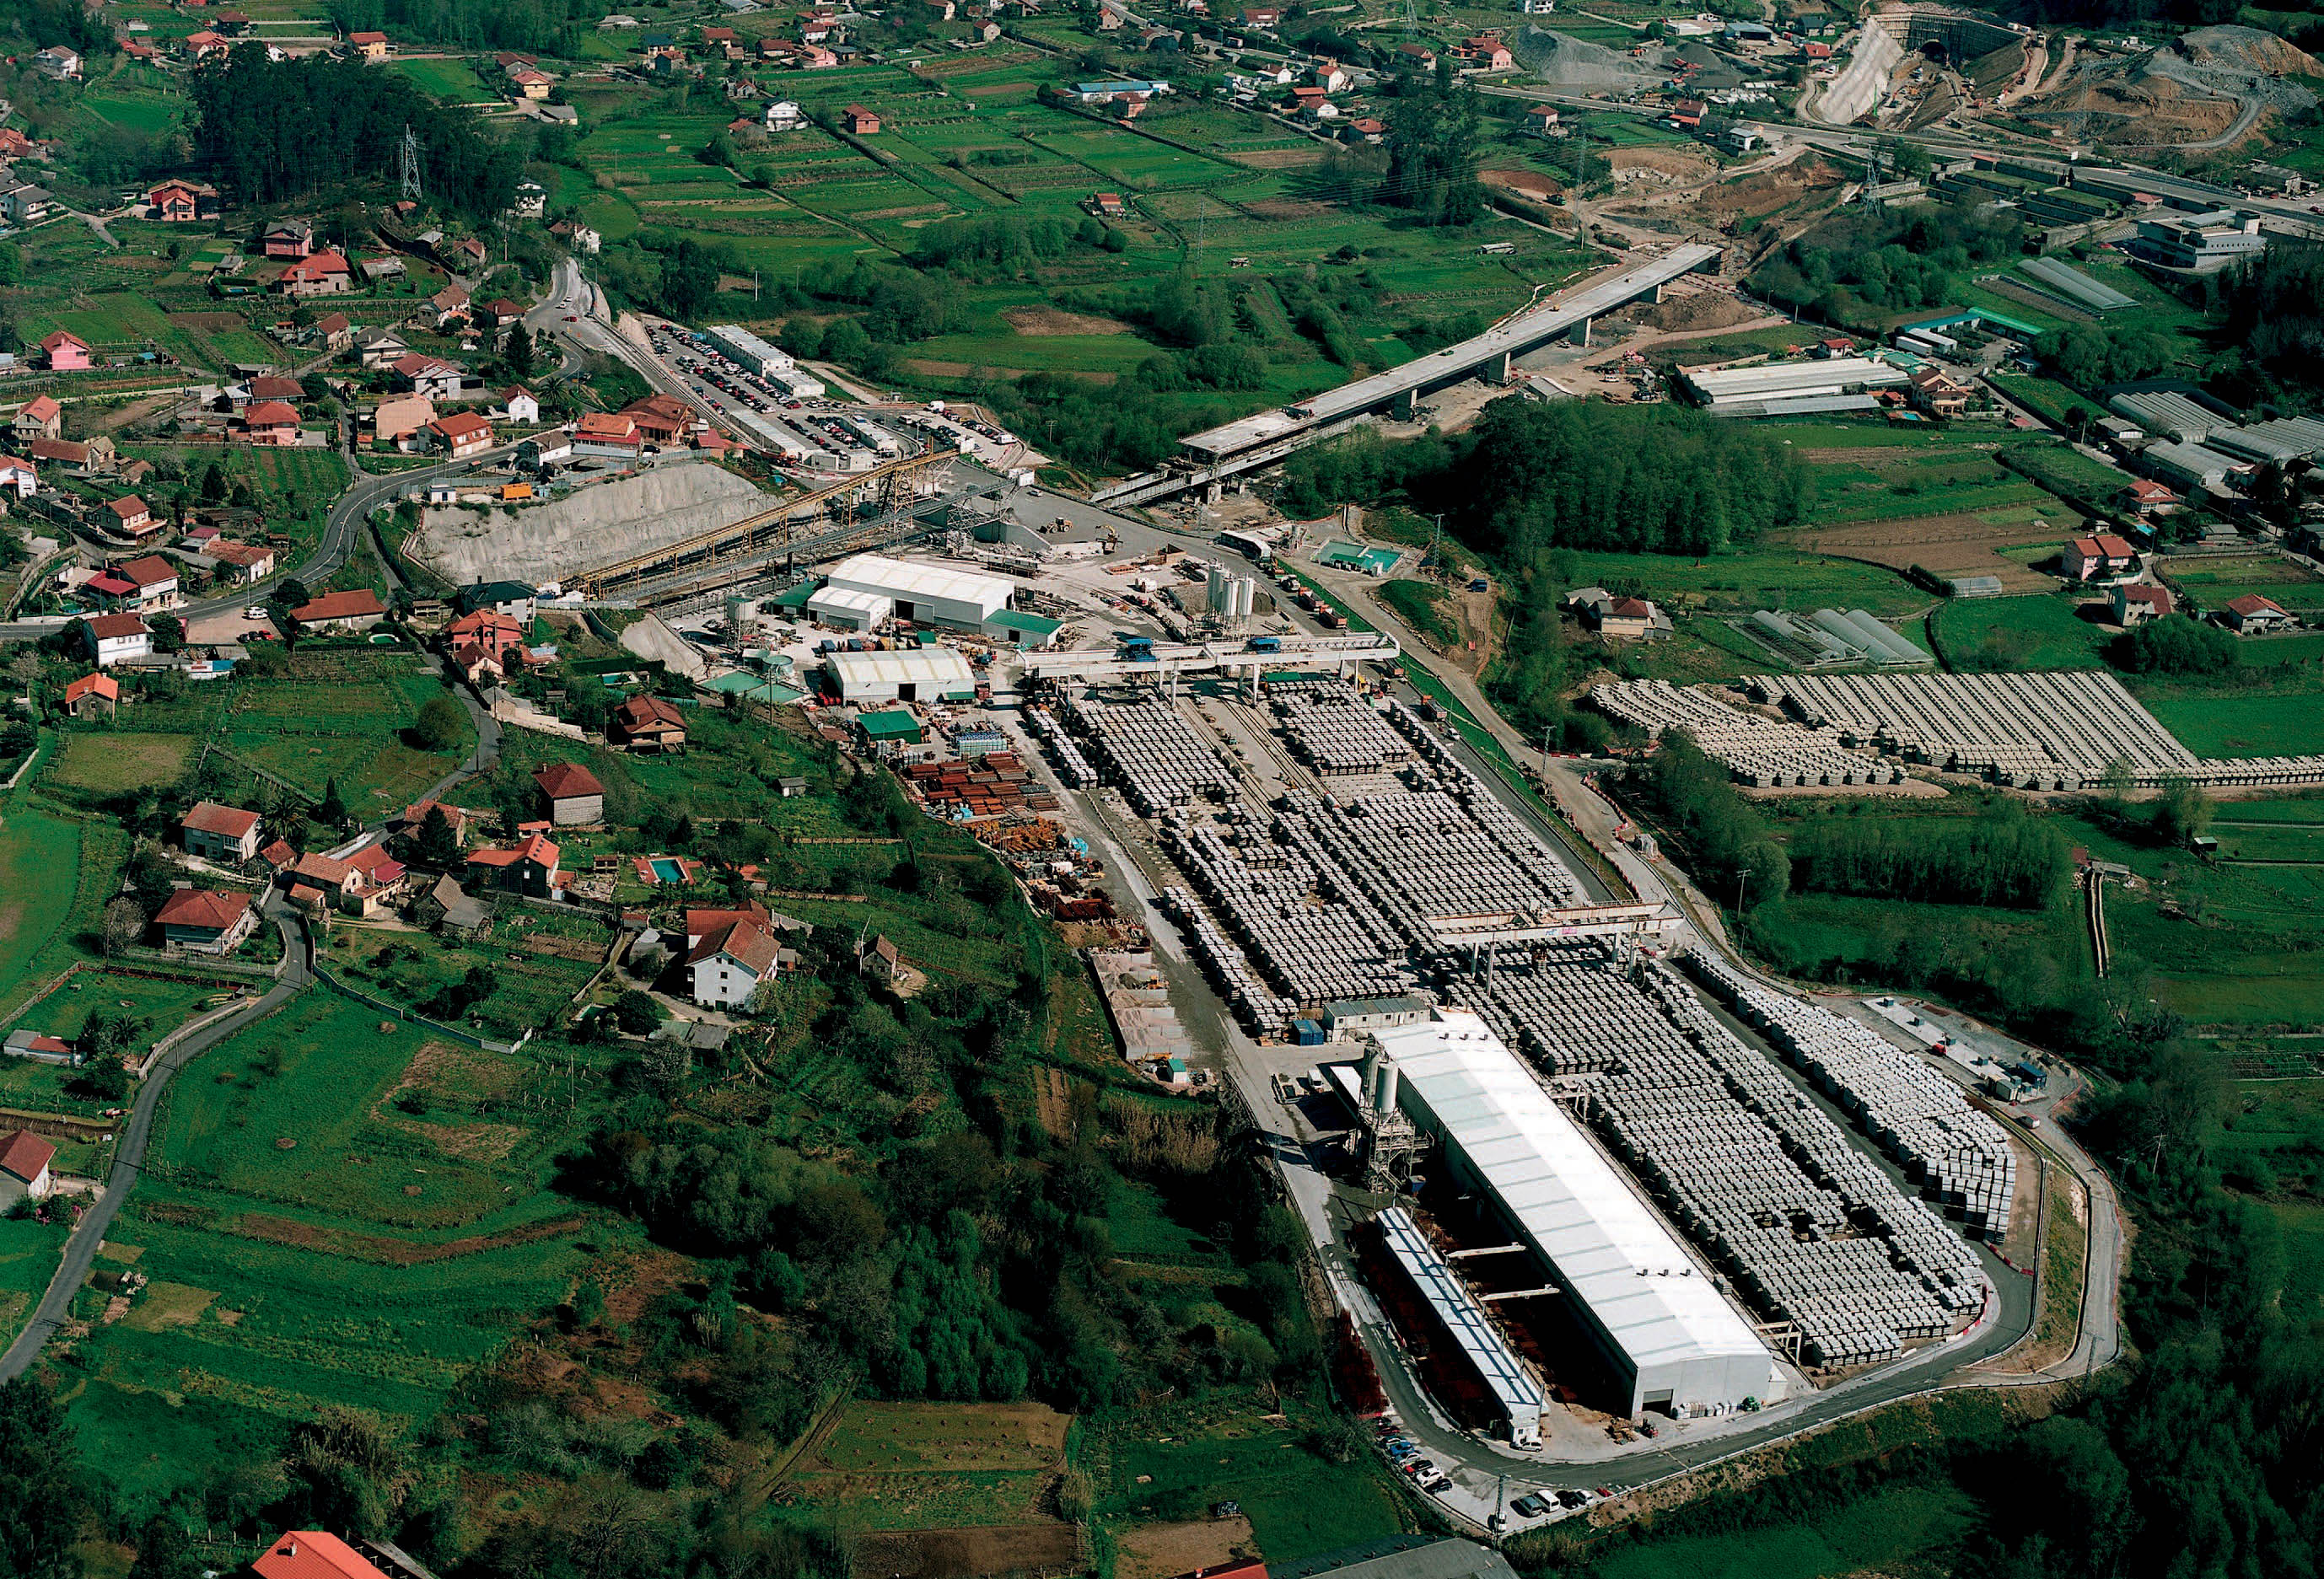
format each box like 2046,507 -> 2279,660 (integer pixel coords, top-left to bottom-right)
0,900 -> 311,1381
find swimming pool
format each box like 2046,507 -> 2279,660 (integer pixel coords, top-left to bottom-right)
649,857 -> 686,883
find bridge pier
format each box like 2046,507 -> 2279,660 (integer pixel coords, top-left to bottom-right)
1570,316 -> 1592,347
1391,387 -> 1418,422
1487,349 -> 1512,385
1651,282 -> 1665,304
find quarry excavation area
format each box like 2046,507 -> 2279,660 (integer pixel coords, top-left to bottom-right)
1029,678 -> 2010,1388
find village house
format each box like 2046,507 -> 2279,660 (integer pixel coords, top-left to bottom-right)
103,494 -> 153,536
843,104 -> 882,133
572,411 -> 643,457
40,330 -> 91,371
0,454 -> 35,498
2121,477 -> 2182,516
236,399 -> 302,446
83,613 -> 150,667
182,801 -> 264,863
262,219 -> 315,259
272,250 -> 353,296
346,30 -> 392,59
370,394 -> 436,448
155,887 -> 259,953
466,831 -> 562,898
391,354 -> 467,402
183,30 -> 229,60
501,386 -> 541,424
146,179 -> 222,223
426,411 -> 495,459
428,283 -> 471,330
621,394 -> 691,444
62,671 -> 118,719
533,762 -> 605,824
356,326 -> 412,367
687,917 -> 786,1007
858,933 -> 902,982
610,693 -> 688,753
32,46 -> 81,80
1457,34 -> 1513,69
2062,533 -> 2138,582
288,588 -> 388,633
2112,583 -> 2172,626
206,540 -> 277,583
2221,593 -> 2294,634
114,554 -> 180,610
0,1132 -> 56,1207
1524,104 -> 1560,133
12,395 -> 62,443
417,874 -> 494,938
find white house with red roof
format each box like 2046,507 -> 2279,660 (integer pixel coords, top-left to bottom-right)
236,399 -> 302,446
115,554 -> 180,610
156,887 -> 259,953
2221,593 -> 2294,634
688,916 -> 784,1006
2062,533 -> 2138,582
0,1131 -> 56,1206
83,612 -> 150,666
467,830 -> 562,897
272,250 -> 353,296
426,411 -> 495,458
0,454 -> 36,498
252,1530 -> 394,1579
2112,583 -> 2172,626
104,495 -> 153,537
182,801 -> 263,862
12,394 -> 62,443
289,588 -> 387,632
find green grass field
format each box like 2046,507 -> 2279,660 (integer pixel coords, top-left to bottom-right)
2160,556 -> 2324,616
2143,685 -> 2324,760
1551,546 -> 1928,619
0,810 -> 81,1011
217,652 -> 472,812
1377,579 -> 1457,645
391,56 -> 492,99
1932,593 -> 2109,671
44,732 -> 198,798
1578,1485 -> 1979,1579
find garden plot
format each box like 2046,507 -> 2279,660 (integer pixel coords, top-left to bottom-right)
217,649 -> 473,809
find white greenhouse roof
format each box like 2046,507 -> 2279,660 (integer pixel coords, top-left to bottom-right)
1374,1012 -> 1770,1378
1684,357 -> 1908,405
826,553 -> 1012,615
823,646 -> 976,692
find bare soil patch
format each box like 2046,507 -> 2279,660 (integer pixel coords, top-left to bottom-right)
905,359 -> 1116,384
1789,513 -> 2064,593
1693,156 -> 1845,220
1608,145 -> 1716,179
166,312 -> 253,331
1001,305 -> 1133,336
1481,166 -> 1562,201
1242,196 -> 1334,218
1116,1517 -> 1257,1579
848,1524 -> 1080,1579
1623,290 -> 1760,332
223,1212 -> 583,1265
121,1282 -> 217,1331
1224,146 -> 1326,169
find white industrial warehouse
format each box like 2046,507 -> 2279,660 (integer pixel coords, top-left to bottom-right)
1366,1010 -> 1785,1421
822,646 -> 978,704
818,553 -> 1018,637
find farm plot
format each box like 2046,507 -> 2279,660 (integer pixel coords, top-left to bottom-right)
0,813 -> 130,1018
391,56 -> 494,100
318,920 -> 601,1041
783,1400 -> 1074,1532
2142,685 -> 2324,760
2160,555 -> 2324,617
1794,503 -> 2068,593
216,652 -> 473,811
1547,546 -> 1929,618
43,731 -> 198,798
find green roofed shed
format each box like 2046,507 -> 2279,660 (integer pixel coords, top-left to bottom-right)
769,581 -> 821,610
857,710 -> 923,744
986,610 -> 1063,647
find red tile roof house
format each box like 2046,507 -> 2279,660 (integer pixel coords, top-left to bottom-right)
155,886 -> 260,953
610,693 -> 687,753
2112,583 -> 2173,626
688,917 -> 783,1007
40,330 -> 91,371
12,393 -> 62,442
2061,533 -> 2138,582
272,250 -> 354,296
843,105 -> 882,133
398,798 -> 477,850
2121,477 -> 2182,515
2222,593 -> 2294,634
252,1530 -> 395,1579
289,588 -> 388,633
182,800 -> 263,862
83,612 -> 151,667
206,539 -> 278,583
115,554 -> 180,609
104,495 -> 154,538
466,830 -> 562,898
263,218 -> 315,258
426,411 -> 495,459
572,411 -> 642,456
236,399 -> 302,446
0,1131 -> 56,1206
62,670 -> 118,718
445,609 -> 527,658
623,394 -> 693,443
286,850 -> 399,917
532,762 -> 605,824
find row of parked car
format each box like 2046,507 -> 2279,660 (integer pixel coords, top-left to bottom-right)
1373,1414 -> 1603,1528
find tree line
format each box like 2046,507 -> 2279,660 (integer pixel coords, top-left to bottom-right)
1751,199 -> 2025,325
1790,803 -> 2071,910
188,48 -> 520,222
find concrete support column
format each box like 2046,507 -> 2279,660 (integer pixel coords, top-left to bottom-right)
1391,387 -> 1418,422
1571,317 -> 1592,347
1487,349 -> 1512,385
1651,282 -> 1665,304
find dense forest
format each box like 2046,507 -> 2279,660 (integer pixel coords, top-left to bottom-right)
1280,398 -> 1810,559
2035,322 -> 2180,390
325,0 -> 591,52
189,48 -> 521,222
2209,239 -> 2324,401
1789,802 -> 2072,909
1751,200 -> 2025,324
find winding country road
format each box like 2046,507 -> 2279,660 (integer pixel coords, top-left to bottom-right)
0,900 -> 311,1381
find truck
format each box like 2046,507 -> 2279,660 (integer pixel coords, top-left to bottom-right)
1316,607 -> 1342,630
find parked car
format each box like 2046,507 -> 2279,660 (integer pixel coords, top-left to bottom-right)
1509,1494 -> 1547,1518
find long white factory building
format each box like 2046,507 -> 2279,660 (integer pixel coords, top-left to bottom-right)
1368,1011 -> 1784,1421
813,553 -> 1015,636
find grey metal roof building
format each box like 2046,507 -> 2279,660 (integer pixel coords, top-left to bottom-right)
2016,255 -> 2136,313
1272,1537 -> 1520,1579
1374,1206 -> 1547,1447
1369,1011 -> 1779,1419
1682,357 -> 1909,407
2109,389 -> 2229,443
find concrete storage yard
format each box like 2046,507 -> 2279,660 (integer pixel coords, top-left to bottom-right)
1595,673 -> 2324,789
1026,667 -> 2011,1445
